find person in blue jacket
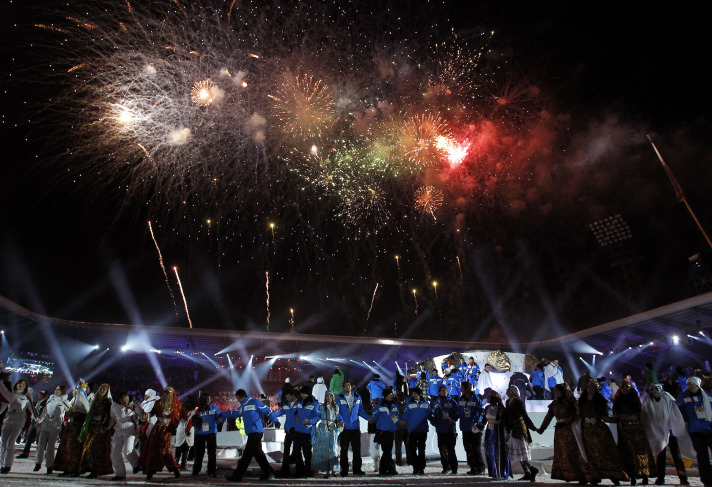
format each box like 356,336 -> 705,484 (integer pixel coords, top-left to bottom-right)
292,385 -> 321,478
445,369 -> 462,397
367,375 -> 387,403
531,363 -> 546,400
274,388 -> 299,478
458,381 -> 485,475
192,394 -> 223,478
430,385 -> 460,474
336,380 -> 370,477
428,371 -> 443,405
677,376 -> 712,487
224,389 -> 280,482
400,387 -> 429,475
464,357 -> 481,389
369,388 -> 399,476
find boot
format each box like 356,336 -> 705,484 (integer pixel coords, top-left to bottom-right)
530,466 -> 539,482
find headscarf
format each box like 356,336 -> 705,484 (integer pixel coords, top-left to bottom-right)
79,383 -> 111,442
687,376 -> 712,422
160,386 -> 183,423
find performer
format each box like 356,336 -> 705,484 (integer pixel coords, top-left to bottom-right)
78,383 -> 114,478
430,384 -> 459,474
504,385 -> 539,482
369,388 -> 399,476
312,391 -> 342,476
138,386 -> 185,480
35,385 -> 71,474
19,389 -> 48,459
54,380 -> 91,476
0,378 -> 32,474
612,379 -> 655,485
457,381 -> 485,475
224,389 -> 281,482
641,383 -> 689,486
483,390 -> 511,480
677,376 -> 712,487
336,380 -> 370,477
578,380 -> 627,486
538,383 -> 589,484
109,391 -> 140,480
400,387 -> 429,475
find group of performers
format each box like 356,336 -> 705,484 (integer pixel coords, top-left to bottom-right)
0,363 -> 711,485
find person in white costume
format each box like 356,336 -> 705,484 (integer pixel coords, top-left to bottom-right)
35,385 -> 71,474
0,378 -> 33,474
109,391 -> 141,480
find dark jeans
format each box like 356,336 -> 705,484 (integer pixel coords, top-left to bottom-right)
377,430 -> 395,474
437,431 -> 458,472
533,386 -> 545,400
231,432 -> 272,479
656,434 -> 687,480
339,428 -> 362,474
280,431 -> 295,474
462,430 -> 485,473
175,443 -> 190,468
193,433 -> 217,475
690,431 -> 712,486
407,431 -> 426,473
293,432 -> 313,476
394,425 -> 408,464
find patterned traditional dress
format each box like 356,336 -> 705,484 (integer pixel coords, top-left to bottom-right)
613,389 -> 655,481
312,404 -> 341,473
539,397 -> 589,482
78,395 -> 114,475
483,400 -> 511,480
579,393 -> 627,483
138,388 -> 183,476
53,387 -> 90,475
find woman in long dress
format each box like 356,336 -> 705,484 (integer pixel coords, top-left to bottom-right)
538,383 -> 589,484
78,383 -> 114,478
578,380 -> 627,486
504,385 -> 539,481
312,391 -> 341,476
138,386 -> 184,480
483,390 -> 511,480
54,381 -> 92,476
612,379 -> 655,485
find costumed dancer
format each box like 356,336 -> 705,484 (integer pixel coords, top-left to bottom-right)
174,395 -> 195,471
78,383 -> 114,478
35,385 -> 71,474
504,385 -> 539,482
578,380 -> 627,485
483,390 -> 511,480
224,389 -> 281,482
0,378 -> 32,474
641,383 -> 689,486
138,386 -> 185,480
677,376 -> 712,487
54,380 -> 91,476
109,391 -> 141,481
312,391 -> 342,477
612,379 -> 655,485
538,383 -> 589,484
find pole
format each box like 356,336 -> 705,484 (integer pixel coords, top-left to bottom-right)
647,134 -> 712,251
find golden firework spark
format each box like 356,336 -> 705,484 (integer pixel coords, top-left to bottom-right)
190,79 -> 218,107
268,74 -> 336,139
400,113 -> 450,168
414,185 -> 444,219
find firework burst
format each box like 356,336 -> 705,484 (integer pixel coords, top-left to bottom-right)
268,75 -> 336,140
414,185 -> 444,219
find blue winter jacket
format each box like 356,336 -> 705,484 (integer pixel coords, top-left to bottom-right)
430,395 -> 459,433
401,397 -> 430,433
224,396 -> 279,435
293,395 -> 321,434
336,391 -> 370,430
465,363 -> 480,386
367,378 -> 387,402
275,400 -> 299,432
445,376 -> 461,397
678,389 -> 712,434
428,376 -> 443,397
195,404 -> 225,435
371,401 -> 399,432
531,368 -> 545,388
457,393 -> 484,432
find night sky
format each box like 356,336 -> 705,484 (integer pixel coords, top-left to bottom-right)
1,1 -> 710,343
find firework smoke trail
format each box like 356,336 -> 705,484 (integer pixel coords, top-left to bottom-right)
456,256 -> 464,280
265,271 -> 270,331
289,308 -> 295,334
395,255 -> 402,280
173,266 -> 193,329
432,281 -> 439,300
412,289 -> 419,317
363,282 -> 379,334
148,221 -> 178,317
